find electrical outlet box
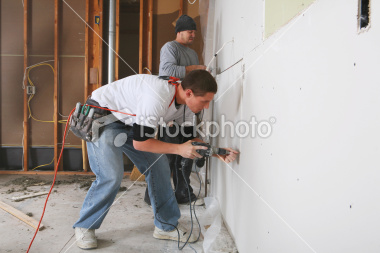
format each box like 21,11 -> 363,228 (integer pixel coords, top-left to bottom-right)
27,86 -> 35,95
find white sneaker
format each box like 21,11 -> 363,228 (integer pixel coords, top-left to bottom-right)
153,223 -> 198,243
74,227 -> 97,250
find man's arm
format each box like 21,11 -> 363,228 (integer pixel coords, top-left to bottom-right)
213,148 -> 239,164
134,138 -> 238,163
133,139 -> 206,159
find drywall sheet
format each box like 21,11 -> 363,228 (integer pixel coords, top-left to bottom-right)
265,0 -> 315,38
209,0 -> 380,252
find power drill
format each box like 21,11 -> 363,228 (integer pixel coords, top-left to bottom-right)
181,142 -> 230,168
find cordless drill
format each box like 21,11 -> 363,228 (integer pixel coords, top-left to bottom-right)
181,142 -> 230,168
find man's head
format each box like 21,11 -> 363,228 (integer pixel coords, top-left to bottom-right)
175,15 -> 197,46
180,70 -> 217,113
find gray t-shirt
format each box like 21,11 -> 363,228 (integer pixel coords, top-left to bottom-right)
159,40 -> 199,79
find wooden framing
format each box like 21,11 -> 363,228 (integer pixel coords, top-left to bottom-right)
148,0 -> 153,71
3,0 -> 135,175
23,0 -> 29,172
0,201 -> 45,230
115,0 -> 120,80
82,0 -> 104,172
179,0 -> 184,17
138,0 -> 143,73
98,0 -> 103,87
139,0 -> 153,74
54,0 -> 60,170
82,0 -> 90,172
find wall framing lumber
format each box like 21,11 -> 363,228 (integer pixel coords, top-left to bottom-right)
139,0 -> 153,74
115,0 -> 120,80
23,0 -> 29,172
179,0 -> 183,17
82,0 -> 104,172
139,0 -> 144,73
148,0 -> 153,71
82,0 -> 90,172
0,201 -> 45,230
54,0 -> 60,170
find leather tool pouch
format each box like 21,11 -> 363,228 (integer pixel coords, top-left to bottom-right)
70,98 -> 109,142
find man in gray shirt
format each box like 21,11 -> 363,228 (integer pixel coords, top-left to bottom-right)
144,15 -> 206,206
159,15 -> 206,78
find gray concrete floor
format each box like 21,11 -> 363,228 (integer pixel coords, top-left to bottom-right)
0,174 -> 237,253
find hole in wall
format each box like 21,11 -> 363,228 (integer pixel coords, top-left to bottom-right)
358,0 -> 370,30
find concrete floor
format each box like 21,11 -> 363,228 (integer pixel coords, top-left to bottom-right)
0,174 -> 237,253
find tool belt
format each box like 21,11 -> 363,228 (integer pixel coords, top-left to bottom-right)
70,98 -> 110,142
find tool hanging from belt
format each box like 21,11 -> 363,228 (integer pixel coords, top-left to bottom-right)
69,98 -> 110,142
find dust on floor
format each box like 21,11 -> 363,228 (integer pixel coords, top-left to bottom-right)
0,174 -> 237,253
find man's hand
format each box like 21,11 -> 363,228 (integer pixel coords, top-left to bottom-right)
185,65 -> 206,74
216,148 -> 239,164
177,140 -> 208,159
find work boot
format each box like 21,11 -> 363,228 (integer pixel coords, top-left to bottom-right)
153,223 -> 198,243
75,227 -> 97,250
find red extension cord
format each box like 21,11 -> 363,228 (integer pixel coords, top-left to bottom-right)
26,107 -> 75,252
26,104 -> 138,252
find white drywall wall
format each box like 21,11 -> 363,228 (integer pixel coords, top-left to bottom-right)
207,0 -> 380,252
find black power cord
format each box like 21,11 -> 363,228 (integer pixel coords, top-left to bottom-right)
152,105 -> 203,250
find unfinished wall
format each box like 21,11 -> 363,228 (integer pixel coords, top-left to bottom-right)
0,0 -> 85,170
207,0 -> 380,252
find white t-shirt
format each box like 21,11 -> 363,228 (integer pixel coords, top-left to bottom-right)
91,74 -> 195,129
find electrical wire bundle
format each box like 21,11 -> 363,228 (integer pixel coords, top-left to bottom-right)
22,61 -> 68,171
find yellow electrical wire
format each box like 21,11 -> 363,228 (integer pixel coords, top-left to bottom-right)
27,63 -> 67,124
31,157 -> 55,171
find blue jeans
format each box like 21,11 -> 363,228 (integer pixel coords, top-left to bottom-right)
73,119 -> 181,231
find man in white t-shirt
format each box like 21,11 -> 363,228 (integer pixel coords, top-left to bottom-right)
72,70 -> 238,250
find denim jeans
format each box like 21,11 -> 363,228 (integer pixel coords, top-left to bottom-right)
159,125 -> 196,202
73,119 -> 181,231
